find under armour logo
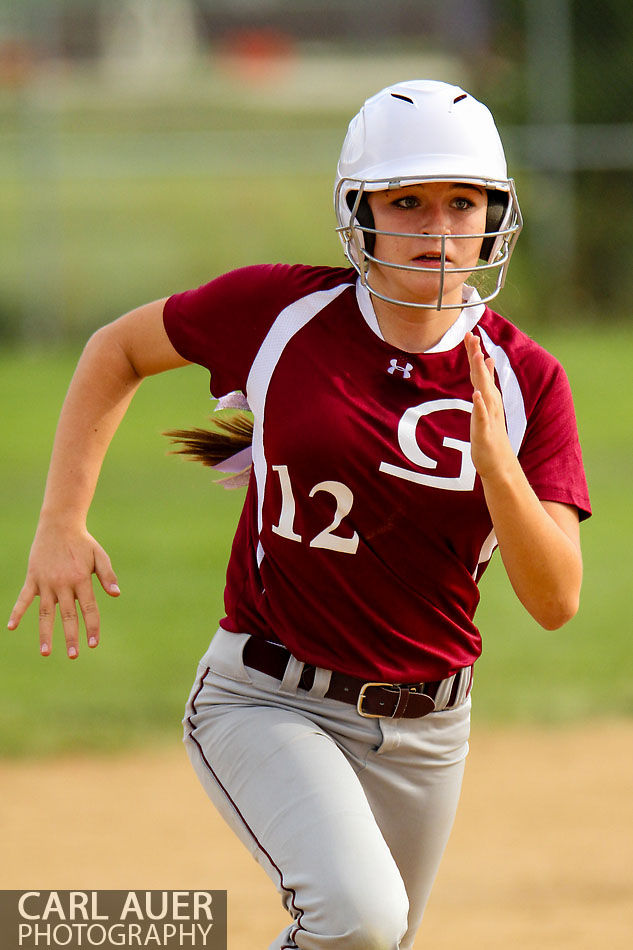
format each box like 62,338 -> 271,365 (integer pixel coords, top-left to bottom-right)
388,359 -> 413,378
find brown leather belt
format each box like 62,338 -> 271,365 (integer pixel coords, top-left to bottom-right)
243,635 -> 472,719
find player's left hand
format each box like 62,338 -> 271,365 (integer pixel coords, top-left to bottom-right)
464,331 -> 517,481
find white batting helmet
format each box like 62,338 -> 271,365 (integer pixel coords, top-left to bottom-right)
334,79 -> 522,309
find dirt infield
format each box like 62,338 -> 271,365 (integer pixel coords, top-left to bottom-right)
2,722 -> 632,950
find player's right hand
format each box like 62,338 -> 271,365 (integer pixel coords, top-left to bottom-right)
7,522 -> 120,659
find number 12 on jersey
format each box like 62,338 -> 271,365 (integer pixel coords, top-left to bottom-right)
270,465 -> 359,555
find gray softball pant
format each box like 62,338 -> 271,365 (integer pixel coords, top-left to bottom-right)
183,627 -> 471,950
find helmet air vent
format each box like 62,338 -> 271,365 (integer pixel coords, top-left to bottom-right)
453,94 -> 468,104
390,93 -> 414,104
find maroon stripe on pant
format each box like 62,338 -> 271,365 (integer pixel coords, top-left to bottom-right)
185,666 -> 305,948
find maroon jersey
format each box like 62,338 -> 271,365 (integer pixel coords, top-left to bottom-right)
163,264 -> 591,682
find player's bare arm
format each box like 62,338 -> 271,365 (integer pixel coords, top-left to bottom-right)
465,331 -> 582,629
7,298 -> 191,657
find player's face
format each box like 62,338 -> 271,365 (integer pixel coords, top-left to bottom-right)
366,181 -> 488,309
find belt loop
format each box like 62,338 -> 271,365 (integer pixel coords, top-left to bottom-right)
278,654 -> 304,695
454,667 -> 472,707
308,667 -> 332,699
433,673 -> 456,711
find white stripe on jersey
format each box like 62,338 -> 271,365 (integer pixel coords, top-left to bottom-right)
478,327 -> 527,455
246,283 -> 353,566
473,527 -> 497,580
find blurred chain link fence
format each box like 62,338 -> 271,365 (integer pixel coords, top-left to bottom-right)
1,0 -> 631,341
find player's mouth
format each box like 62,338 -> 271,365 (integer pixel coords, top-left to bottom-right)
411,251 -> 449,268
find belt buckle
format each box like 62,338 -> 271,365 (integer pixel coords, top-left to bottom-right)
357,682 -> 399,718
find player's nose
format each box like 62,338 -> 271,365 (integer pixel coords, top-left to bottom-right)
421,202 -> 451,236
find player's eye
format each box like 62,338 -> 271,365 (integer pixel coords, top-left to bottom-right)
394,195 -> 420,209
452,196 -> 475,211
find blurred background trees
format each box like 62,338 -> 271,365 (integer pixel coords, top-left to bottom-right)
1,0 -> 632,342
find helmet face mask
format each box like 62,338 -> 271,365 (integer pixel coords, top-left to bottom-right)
334,81 -> 523,310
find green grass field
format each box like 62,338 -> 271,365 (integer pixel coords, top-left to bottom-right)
1,323 -> 632,756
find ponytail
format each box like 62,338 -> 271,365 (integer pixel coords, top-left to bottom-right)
164,410 -> 253,467
164,407 -> 254,488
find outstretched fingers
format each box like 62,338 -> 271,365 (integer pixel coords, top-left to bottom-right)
8,529 -> 120,657
8,559 -> 118,658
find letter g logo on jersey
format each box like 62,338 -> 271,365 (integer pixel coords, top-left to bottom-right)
379,399 -> 476,492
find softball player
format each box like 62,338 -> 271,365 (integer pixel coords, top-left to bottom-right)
9,81 -> 590,949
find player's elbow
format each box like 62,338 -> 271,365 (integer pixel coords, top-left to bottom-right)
521,553 -> 583,630
534,590 -> 580,630
85,323 -> 141,382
